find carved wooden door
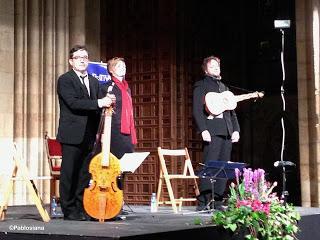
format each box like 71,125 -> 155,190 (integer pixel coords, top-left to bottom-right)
101,0 -> 202,205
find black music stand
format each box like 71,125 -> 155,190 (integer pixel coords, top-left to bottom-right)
197,161 -> 247,211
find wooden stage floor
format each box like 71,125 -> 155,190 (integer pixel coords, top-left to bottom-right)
1,205 -> 320,240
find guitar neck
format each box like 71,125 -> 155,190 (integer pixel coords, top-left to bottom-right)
101,107 -> 112,167
235,93 -> 259,103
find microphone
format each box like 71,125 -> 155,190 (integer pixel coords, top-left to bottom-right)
274,161 -> 296,167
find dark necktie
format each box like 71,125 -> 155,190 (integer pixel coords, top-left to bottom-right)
80,75 -> 87,84
80,75 -> 89,95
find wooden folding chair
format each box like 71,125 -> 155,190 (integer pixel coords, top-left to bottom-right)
156,147 -> 200,213
0,143 -> 50,222
44,132 -> 62,212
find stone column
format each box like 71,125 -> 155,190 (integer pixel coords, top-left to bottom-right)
69,0 -> 85,47
0,0 -> 15,205
296,0 -> 320,207
85,0 -> 101,61
0,0 -> 103,206
11,0 -> 70,205
69,0 -> 101,61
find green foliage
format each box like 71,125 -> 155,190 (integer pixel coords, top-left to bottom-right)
211,168 -> 301,240
194,217 -> 203,225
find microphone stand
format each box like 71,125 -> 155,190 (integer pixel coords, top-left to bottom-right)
278,28 -> 289,203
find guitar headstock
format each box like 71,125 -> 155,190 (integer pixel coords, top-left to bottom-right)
105,106 -> 114,117
254,91 -> 264,98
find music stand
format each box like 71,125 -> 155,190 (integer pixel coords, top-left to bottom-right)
197,161 -> 247,211
119,152 -> 150,215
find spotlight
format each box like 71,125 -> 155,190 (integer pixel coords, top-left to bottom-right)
274,20 -> 291,29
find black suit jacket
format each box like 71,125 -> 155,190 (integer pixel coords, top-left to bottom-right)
57,69 -> 104,144
193,75 -> 240,136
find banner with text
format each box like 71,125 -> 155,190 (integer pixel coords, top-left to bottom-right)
87,62 -> 111,85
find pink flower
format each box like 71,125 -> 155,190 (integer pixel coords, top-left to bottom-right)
232,168 -> 276,215
236,199 -> 270,215
251,200 -> 263,212
236,200 -> 251,208
262,202 -> 270,215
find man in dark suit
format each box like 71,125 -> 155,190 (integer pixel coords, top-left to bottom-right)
193,55 -> 240,210
57,45 -> 114,220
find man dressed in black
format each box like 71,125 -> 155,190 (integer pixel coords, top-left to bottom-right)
193,56 -> 240,210
57,45 -> 114,220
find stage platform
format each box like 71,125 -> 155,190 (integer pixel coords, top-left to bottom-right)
0,205 -> 320,240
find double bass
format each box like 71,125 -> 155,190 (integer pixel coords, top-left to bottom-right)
83,106 -> 123,222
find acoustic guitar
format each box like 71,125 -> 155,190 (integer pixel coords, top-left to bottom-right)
83,107 -> 123,222
205,91 -> 264,116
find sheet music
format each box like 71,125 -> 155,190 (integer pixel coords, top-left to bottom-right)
119,152 -> 150,173
227,161 -> 245,164
200,160 -> 247,179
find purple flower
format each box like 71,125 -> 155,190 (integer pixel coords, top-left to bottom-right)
243,168 -> 253,193
235,168 -> 241,185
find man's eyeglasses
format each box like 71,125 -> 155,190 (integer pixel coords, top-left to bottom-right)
72,56 -> 89,60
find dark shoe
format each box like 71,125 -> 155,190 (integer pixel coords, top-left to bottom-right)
196,206 -> 203,211
119,209 -> 129,215
196,205 -> 208,211
214,200 -> 228,211
64,212 -> 86,221
79,210 -> 100,221
79,211 -> 92,221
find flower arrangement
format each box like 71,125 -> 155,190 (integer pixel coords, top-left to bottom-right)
212,168 -> 301,240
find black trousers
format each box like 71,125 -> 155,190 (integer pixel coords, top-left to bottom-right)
198,135 -> 232,207
59,132 -> 95,217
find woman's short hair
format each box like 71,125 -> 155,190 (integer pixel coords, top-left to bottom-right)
107,57 -> 125,74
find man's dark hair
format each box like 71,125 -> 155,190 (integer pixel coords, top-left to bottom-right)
201,55 -> 220,73
69,45 -> 88,59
